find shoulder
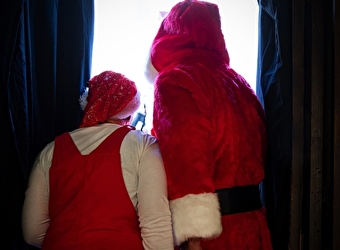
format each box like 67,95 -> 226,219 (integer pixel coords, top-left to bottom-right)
125,129 -> 158,147
30,140 -> 55,175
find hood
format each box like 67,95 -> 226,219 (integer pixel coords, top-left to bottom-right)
150,0 -> 230,72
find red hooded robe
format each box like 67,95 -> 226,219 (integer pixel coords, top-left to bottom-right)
149,0 -> 272,249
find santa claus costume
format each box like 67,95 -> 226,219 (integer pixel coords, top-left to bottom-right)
146,0 -> 273,249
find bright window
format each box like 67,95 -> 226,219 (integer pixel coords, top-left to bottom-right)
92,0 -> 259,131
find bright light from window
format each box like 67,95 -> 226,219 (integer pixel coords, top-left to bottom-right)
91,0 -> 258,132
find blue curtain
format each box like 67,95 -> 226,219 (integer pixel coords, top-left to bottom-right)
257,0 -> 292,249
0,0 -> 94,248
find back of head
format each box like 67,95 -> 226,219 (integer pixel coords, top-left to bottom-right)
79,71 -> 141,128
150,0 -> 229,71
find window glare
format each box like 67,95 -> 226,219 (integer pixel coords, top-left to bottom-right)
92,0 -> 258,88
92,0 -> 259,132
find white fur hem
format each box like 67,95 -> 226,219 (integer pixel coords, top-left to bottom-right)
170,192 -> 222,246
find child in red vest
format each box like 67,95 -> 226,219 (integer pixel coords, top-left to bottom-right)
22,71 -> 174,250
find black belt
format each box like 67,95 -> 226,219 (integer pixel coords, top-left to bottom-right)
216,185 -> 262,215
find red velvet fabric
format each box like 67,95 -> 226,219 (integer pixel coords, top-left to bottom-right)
151,0 -> 272,249
42,126 -> 143,250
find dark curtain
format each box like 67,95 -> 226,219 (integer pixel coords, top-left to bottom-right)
257,0 -> 292,249
0,0 -> 94,249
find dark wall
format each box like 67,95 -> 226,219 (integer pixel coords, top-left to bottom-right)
291,0 -> 340,249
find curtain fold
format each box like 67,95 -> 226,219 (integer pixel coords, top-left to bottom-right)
257,0 -> 292,249
256,0 -> 283,105
0,0 -> 94,248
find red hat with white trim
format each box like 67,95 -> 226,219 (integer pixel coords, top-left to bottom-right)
79,70 -> 140,128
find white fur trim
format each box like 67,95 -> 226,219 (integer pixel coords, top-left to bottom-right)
79,87 -> 89,110
111,91 -> 141,119
170,193 -> 222,246
144,51 -> 159,85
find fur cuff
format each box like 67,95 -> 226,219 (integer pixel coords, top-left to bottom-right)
170,192 -> 222,246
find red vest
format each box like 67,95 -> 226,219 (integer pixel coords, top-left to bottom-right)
42,126 -> 143,250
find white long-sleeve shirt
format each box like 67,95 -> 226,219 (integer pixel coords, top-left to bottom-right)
22,123 -> 174,250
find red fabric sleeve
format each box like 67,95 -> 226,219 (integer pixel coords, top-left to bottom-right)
153,71 -> 215,200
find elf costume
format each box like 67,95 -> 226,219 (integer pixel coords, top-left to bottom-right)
22,71 -> 174,250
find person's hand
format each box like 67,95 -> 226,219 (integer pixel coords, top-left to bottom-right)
180,238 -> 202,250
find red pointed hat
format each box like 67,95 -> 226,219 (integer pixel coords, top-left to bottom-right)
79,71 -> 140,128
